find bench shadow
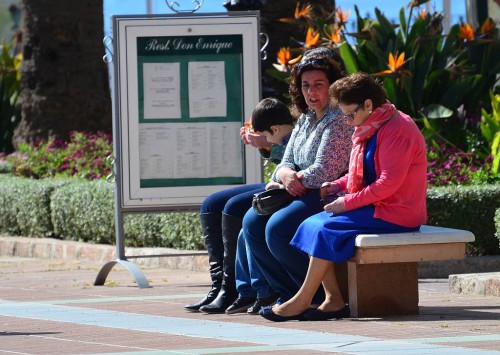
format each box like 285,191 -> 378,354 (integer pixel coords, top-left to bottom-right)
351,305 -> 500,322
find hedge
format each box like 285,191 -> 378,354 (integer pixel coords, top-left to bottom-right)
0,175 -> 499,254
0,175 -> 203,250
0,175 -> 71,237
427,184 -> 500,255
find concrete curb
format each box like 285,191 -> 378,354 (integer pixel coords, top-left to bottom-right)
449,272 -> 500,297
0,235 -> 209,272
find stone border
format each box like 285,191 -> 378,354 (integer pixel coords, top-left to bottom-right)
2,235 -> 500,278
0,235 -> 209,272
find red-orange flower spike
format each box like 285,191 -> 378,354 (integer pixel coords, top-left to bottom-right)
375,52 -> 411,77
420,9 -> 426,20
336,7 -> 351,25
273,47 -> 302,72
305,27 -> 320,48
389,52 -> 405,71
277,47 -> 291,65
295,2 -> 312,19
458,23 -> 475,41
480,18 -> 495,35
326,24 -> 342,44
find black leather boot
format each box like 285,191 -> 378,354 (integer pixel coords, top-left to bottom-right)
199,213 -> 241,314
184,213 -> 224,312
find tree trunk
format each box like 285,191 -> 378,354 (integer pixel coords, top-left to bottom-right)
14,0 -> 111,146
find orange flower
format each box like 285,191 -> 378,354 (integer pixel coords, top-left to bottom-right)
420,9 -> 426,20
295,2 -> 312,19
388,52 -> 406,72
375,52 -> 411,77
480,18 -> 495,35
458,23 -> 475,41
277,47 -> 290,65
336,7 -> 351,26
305,27 -> 320,48
244,120 -> 254,133
273,47 -> 302,72
325,24 -> 342,44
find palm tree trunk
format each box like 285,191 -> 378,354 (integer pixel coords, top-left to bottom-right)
14,0 -> 111,146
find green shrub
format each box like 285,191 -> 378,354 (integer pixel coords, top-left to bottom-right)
0,175 -> 20,234
0,159 -> 11,174
123,212 -> 202,250
50,179 -> 115,244
0,175 -> 70,237
427,184 -> 500,255
50,179 -> 203,248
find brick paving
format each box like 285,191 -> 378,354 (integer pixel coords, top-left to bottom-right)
0,255 -> 499,355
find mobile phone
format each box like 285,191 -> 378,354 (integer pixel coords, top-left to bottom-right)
320,194 -> 338,206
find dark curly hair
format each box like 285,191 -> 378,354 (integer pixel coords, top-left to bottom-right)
289,48 -> 346,115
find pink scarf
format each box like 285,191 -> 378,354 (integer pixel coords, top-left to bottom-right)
347,101 -> 397,194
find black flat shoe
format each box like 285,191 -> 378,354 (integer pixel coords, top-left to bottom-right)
225,296 -> 256,314
259,307 -> 308,322
303,305 -> 350,321
247,294 -> 279,315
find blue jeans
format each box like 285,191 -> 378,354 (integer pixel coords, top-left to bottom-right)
201,184 -> 265,217
235,230 -> 275,298
242,189 -> 324,302
201,183 -> 273,298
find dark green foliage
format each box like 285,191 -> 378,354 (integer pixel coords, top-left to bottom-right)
0,175 -> 70,237
427,184 -> 500,255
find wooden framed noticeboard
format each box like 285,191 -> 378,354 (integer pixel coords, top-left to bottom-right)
111,12 -> 262,210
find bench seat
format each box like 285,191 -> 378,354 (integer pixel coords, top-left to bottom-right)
340,225 -> 475,317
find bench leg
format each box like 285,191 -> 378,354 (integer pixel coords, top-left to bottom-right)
347,262 -> 419,317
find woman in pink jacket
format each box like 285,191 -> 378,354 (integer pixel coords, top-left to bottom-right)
260,72 -> 428,322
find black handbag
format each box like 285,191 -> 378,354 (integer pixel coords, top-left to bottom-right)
252,188 -> 295,216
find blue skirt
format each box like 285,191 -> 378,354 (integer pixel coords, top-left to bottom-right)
290,205 -> 420,262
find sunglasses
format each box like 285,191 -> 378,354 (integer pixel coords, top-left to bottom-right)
343,102 -> 364,121
297,58 -> 327,70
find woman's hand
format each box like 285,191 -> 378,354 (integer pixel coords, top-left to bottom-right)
320,182 -> 340,198
265,181 -> 283,190
278,168 -> 307,196
324,196 -> 347,214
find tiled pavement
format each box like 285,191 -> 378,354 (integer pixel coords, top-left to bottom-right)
0,256 -> 499,355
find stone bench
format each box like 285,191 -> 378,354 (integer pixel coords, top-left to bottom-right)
336,225 -> 475,317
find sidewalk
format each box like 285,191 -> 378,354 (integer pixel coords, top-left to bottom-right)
1,254 -> 500,354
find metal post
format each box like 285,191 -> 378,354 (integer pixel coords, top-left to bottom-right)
442,0 -> 451,33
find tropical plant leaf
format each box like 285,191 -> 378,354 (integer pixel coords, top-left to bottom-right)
338,42 -> 359,74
